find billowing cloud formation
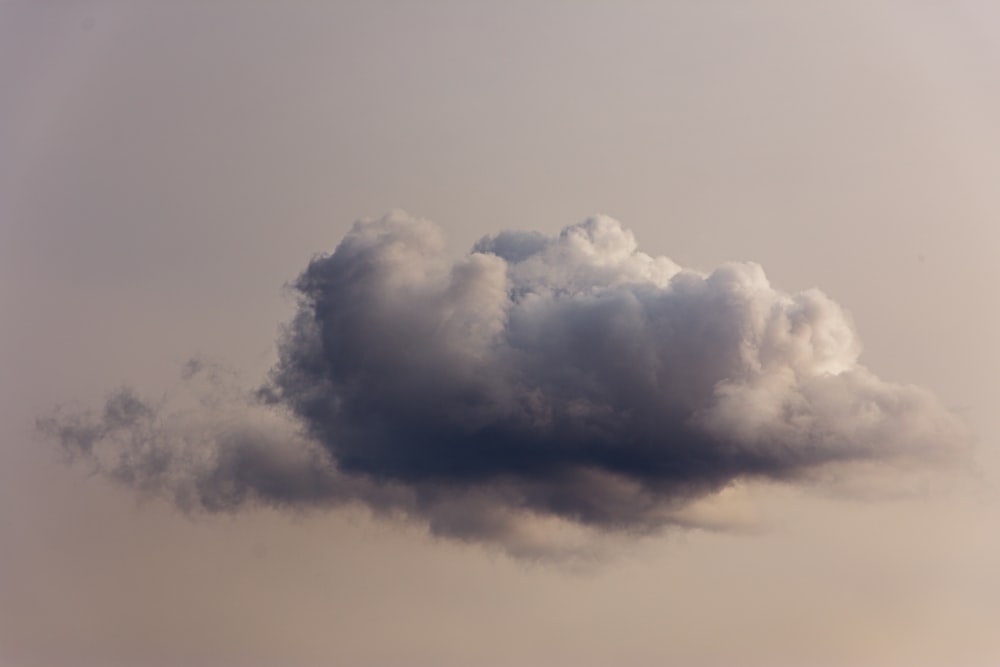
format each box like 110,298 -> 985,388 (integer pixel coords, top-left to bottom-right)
40,212 -> 969,556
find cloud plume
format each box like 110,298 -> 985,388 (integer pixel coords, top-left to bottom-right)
40,211 -> 970,556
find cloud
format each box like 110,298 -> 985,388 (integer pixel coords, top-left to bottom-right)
39,211 -> 970,556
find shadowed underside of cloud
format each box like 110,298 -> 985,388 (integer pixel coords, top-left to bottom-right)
39,212 -> 970,557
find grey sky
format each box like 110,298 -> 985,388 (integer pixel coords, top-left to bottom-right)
3,2 -> 1000,666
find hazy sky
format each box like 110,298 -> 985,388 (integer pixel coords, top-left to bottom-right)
3,2 -> 1000,666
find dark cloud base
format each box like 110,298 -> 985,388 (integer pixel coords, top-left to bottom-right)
40,212 -> 970,556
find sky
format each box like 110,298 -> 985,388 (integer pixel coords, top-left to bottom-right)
2,2 -> 1000,666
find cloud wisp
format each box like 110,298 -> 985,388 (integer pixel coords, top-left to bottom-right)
40,212 -> 970,556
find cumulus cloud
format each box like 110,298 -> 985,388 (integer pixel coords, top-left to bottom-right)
39,211 -> 970,556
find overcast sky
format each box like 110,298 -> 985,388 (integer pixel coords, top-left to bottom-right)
3,2 -> 1000,666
